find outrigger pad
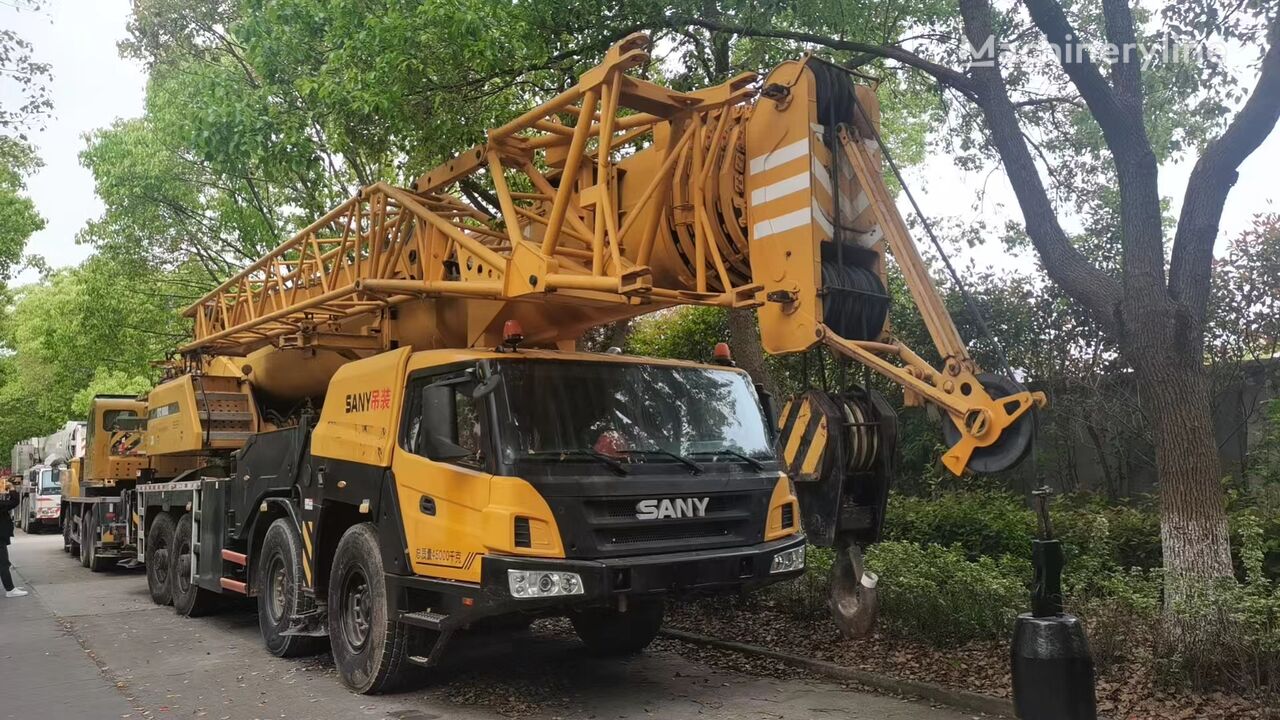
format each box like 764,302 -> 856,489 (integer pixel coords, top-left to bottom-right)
941,373 -> 1039,474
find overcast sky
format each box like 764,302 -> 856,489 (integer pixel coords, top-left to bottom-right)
4,0 -> 1277,287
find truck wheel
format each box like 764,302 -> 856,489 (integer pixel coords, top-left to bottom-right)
570,598 -> 665,656
79,509 -> 93,568
146,512 -> 177,606
329,523 -> 411,694
172,513 -> 219,616
86,512 -> 114,573
257,519 -> 324,657
62,510 -> 73,553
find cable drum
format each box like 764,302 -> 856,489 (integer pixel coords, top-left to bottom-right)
821,261 -> 889,342
839,396 -> 879,474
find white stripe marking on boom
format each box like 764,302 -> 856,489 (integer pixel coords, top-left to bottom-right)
750,172 -> 810,206
749,139 -> 809,175
753,207 -> 812,239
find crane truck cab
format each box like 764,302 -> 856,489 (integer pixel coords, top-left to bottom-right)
136,344 -> 803,693
61,396 -> 152,569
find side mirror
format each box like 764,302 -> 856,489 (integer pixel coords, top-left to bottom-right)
473,374 -> 500,399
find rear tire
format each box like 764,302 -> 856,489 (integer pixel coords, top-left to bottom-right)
257,519 -> 324,657
172,513 -> 219,616
86,513 -> 113,573
328,523 -> 411,694
570,598 -> 664,655
79,510 -> 93,568
146,512 -> 176,606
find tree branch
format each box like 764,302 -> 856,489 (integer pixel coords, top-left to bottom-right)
1169,22 -> 1280,319
1023,0 -> 1165,298
1021,0 -> 1149,158
1100,0 -> 1143,117
956,0 -> 1122,324
666,15 -> 978,99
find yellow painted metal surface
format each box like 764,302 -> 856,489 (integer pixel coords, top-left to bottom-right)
83,397 -> 147,486
311,346 -> 412,467
765,474 -> 801,541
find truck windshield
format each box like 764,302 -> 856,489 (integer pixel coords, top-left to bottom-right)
498,360 -> 773,465
39,468 -> 59,495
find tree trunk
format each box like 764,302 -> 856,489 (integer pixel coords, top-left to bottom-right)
1133,348 -> 1233,596
726,309 -> 780,399
606,319 -> 632,351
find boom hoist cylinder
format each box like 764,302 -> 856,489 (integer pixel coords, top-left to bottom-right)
158,33 -> 1044,636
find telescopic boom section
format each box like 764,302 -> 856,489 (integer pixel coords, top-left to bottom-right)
179,32 -> 1043,475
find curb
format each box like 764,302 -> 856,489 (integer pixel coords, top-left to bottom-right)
659,628 -> 1016,718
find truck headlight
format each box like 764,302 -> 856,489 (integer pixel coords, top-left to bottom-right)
508,570 -> 584,598
770,546 -> 806,574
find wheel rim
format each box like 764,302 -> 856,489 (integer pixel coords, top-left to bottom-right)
341,568 -> 372,651
267,555 -> 287,623
154,542 -> 170,586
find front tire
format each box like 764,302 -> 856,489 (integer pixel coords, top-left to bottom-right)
328,523 -> 411,694
257,519 -> 324,657
146,512 -> 176,605
571,598 -> 664,656
172,513 -> 219,616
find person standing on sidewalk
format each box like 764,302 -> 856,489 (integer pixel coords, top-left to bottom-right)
0,479 -> 28,598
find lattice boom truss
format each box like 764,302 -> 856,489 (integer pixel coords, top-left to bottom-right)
183,34 -> 763,355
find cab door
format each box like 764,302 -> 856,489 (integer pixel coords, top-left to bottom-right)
391,367 -> 493,583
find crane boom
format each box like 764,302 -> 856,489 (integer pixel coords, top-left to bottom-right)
178,33 -> 1042,476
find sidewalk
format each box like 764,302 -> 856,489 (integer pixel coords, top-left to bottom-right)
0,535 -> 137,719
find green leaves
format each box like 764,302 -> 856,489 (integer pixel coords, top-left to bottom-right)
0,137 -> 44,281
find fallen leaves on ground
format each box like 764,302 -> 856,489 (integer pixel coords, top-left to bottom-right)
664,598 -> 1274,720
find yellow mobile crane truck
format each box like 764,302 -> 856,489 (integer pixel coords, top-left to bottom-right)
123,34 -> 1041,694
58,397 -> 195,570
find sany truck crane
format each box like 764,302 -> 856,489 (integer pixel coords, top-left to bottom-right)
122,34 -> 1042,694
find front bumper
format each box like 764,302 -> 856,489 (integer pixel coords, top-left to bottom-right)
480,533 -> 806,608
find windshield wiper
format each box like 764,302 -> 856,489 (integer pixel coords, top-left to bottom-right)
693,448 -> 766,471
619,448 -> 704,475
524,449 -> 629,476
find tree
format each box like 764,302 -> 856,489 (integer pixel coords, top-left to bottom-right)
0,137 -> 44,279
0,0 -> 53,135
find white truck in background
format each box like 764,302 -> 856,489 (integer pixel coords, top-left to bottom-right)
11,421 -> 85,533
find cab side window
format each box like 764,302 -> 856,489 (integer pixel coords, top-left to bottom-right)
403,370 -> 485,469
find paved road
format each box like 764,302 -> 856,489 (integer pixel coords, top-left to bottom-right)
1,533 -> 976,720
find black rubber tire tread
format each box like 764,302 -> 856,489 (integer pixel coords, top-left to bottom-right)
79,509 -> 93,568
570,598 -> 665,655
328,523 -> 411,694
85,511 -> 113,572
146,512 -> 177,606
257,519 -> 325,657
62,509 -> 75,554
172,513 -> 219,616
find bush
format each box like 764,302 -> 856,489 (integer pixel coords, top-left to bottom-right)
885,491 -> 1036,560
762,545 -> 835,618
865,541 -> 1028,646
